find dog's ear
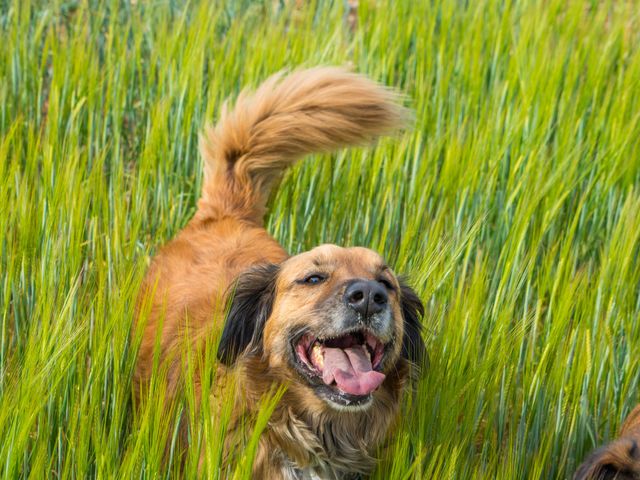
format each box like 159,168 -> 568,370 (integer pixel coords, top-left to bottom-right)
399,280 -> 427,367
217,263 -> 280,365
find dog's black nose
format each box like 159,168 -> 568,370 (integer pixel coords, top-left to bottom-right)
344,280 -> 388,317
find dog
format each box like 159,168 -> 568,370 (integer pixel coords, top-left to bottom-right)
133,67 -> 426,479
575,404 -> 640,480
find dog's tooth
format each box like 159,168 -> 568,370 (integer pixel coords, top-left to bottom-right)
311,343 -> 324,369
362,344 -> 371,361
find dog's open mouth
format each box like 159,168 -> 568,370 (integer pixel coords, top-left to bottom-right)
293,330 -> 387,403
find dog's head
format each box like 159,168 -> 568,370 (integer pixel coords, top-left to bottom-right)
218,244 -> 426,412
574,405 -> 640,480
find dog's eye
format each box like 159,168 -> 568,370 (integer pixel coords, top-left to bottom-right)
378,278 -> 394,290
303,274 -> 326,285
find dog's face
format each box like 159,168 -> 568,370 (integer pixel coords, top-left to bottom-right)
218,244 -> 426,412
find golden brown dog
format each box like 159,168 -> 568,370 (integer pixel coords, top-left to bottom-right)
575,404 -> 640,480
133,67 -> 426,478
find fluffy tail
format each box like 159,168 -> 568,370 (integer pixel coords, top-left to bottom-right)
196,66 -> 409,224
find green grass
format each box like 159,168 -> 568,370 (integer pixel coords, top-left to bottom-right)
1,0 -> 640,477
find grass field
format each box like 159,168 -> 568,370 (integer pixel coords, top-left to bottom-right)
2,0 -> 640,478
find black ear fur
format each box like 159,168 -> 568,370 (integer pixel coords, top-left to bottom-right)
217,263 -> 280,365
399,280 -> 427,367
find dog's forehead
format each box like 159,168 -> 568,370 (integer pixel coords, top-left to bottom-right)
283,244 -> 387,275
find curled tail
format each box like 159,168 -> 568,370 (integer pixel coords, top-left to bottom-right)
196,66 -> 409,224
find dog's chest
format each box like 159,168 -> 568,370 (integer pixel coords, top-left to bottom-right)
269,414 -> 376,479
283,465 -> 353,480
282,465 -> 323,480
281,460 -> 363,480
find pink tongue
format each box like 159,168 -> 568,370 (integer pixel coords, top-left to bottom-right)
321,346 -> 386,396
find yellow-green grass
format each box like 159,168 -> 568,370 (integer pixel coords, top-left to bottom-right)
1,0 -> 640,478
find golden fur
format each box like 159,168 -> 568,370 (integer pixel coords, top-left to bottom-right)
575,404 -> 640,480
133,67 -> 425,478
